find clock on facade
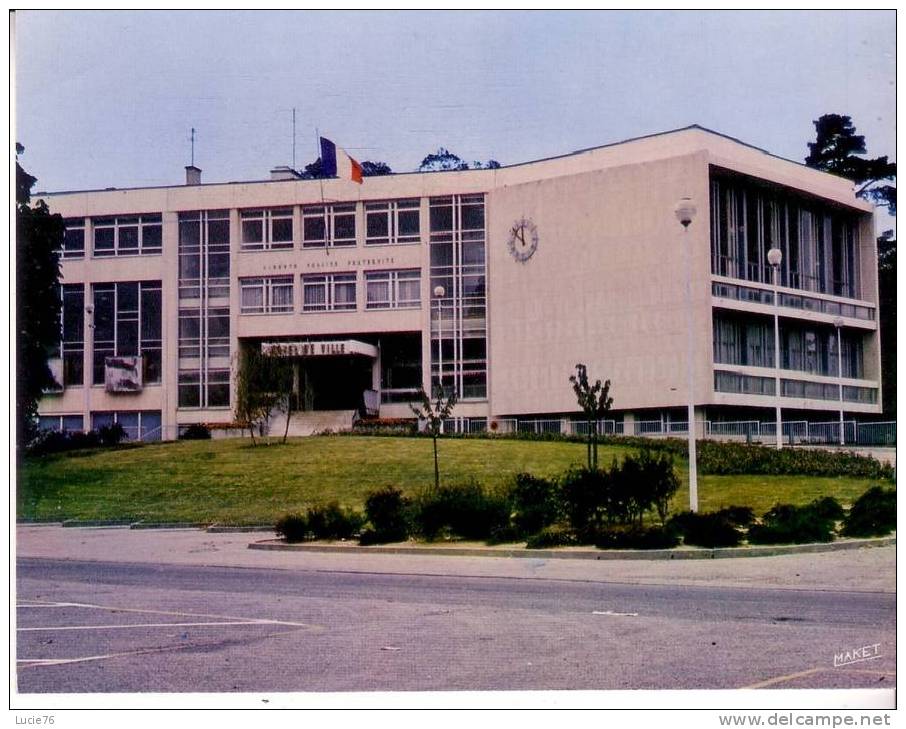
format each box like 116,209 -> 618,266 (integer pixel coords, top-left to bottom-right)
507,218 -> 539,262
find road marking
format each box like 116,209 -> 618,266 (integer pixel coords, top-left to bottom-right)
742,667 -> 825,689
17,627 -> 313,670
592,610 -> 639,617
16,599 -> 315,628
19,620 -> 308,632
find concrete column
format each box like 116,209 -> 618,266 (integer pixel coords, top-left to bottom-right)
623,412 -> 636,436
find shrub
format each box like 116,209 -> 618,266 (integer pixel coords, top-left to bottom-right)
696,441 -> 893,480
633,450 -> 680,524
304,501 -> 364,540
526,525 -> 578,549
361,487 -> 411,544
809,496 -> 845,521
594,525 -> 680,550
747,501 -> 836,545
559,467 -> 609,532
275,513 -> 309,543
713,505 -> 756,527
180,424 -> 212,440
97,423 -> 126,447
509,473 -> 560,536
414,482 -> 510,540
842,486 -> 896,537
668,511 -> 743,548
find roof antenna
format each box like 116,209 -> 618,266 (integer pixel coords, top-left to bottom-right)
292,109 -> 297,170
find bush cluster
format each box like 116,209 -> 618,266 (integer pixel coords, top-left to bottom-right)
414,482 -> 510,541
696,442 -> 893,480
26,423 -> 127,457
179,424 -> 212,440
340,429 -> 893,481
841,486 -> 896,537
559,450 -> 679,538
275,502 -> 364,543
747,498 -> 841,545
668,509 -> 748,548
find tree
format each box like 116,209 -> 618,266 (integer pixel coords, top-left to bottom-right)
805,115 -> 897,414
418,148 -> 501,172
569,364 -> 613,470
299,157 -> 392,179
16,145 -> 64,449
361,160 -> 392,176
877,230 -> 896,415
410,385 -> 457,491
234,345 -> 293,445
805,114 -> 896,213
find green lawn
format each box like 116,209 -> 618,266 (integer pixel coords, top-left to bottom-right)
17,435 -> 886,525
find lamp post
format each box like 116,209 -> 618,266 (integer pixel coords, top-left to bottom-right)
433,285 -> 445,395
84,303 -> 94,433
834,317 -> 845,446
674,197 -> 698,512
767,247 -> 783,449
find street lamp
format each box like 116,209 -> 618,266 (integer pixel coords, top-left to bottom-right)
674,197 -> 698,512
767,247 -> 783,449
84,303 -> 94,434
433,285 -> 445,395
834,317 -> 845,446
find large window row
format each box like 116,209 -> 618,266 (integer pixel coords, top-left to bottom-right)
713,313 -> 864,378
59,199 -> 425,261
710,172 -> 861,298
92,281 -> 162,385
92,410 -> 162,441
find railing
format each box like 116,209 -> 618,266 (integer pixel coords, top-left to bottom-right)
712,281 -> 875,321
484,418 -> 895,446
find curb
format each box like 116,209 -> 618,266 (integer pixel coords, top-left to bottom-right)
130,522 -> 207,530
206,525 -> 275,533
62,519 -> 133,528
248,535 -> 895,561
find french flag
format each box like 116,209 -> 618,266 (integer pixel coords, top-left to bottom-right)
320,137 -> 363,184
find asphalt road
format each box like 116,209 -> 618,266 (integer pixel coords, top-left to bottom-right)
16,556 -> 896,694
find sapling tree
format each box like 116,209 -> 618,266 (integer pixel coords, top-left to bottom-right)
410,385 -> 458,491
234,345 -> 294,445
570,363 -> 614,470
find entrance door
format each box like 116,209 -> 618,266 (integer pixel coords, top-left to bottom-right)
298,356 -> 373,411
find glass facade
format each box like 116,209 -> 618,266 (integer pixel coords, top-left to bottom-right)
429,194 -> 487,399
91,281 -> 162,385
177,211 -> 231,408
710,171 -> 861,298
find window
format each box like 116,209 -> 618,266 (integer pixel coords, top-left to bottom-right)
178,210 -> 230,299
62,219 -> 85,259
61,284 -> 85,386
302,204 -> 356,248
240,208 -> 293,250
92,214 -> 162,256
365,199 -> 420,245
240,276 -> 294,314
710,173 -> 861,298
38,414 -> 84,433
302,273 -> 356,312
365,269 -> 421,309
90,410 -> 161,441
91,281 -> 162,385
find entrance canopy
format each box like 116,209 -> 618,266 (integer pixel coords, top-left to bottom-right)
261,339 -> 378,359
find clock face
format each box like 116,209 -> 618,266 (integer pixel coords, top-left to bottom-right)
507,218 -> 539,262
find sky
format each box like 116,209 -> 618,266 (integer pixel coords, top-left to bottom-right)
13,10 -> 896,213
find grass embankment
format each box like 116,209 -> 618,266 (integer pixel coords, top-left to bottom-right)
17,436 -> 888,525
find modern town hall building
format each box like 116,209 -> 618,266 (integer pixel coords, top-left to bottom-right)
36,126 -> 882,440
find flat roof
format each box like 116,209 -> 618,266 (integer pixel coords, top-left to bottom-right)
36,124 -> 834,197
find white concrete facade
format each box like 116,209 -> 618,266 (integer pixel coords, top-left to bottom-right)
36,126 -> 880,440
